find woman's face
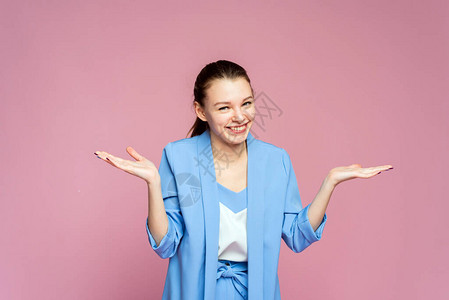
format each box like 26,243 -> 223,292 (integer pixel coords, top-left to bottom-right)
195,77 -> 255,146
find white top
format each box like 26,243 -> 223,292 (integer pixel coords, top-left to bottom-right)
217,183 -> 248,262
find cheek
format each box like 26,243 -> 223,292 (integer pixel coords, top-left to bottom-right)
245,107 -> 256,120
210,113 -> 229,127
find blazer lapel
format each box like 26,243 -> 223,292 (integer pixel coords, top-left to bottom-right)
246,131 -> 265,299
197,129 -> 220,299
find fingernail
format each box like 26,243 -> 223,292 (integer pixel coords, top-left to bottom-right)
378,172 -> 382,174
97,156 -> 101,159
385,167 -> 393,171
94,152 -> 97,155
106,157 -> 110,161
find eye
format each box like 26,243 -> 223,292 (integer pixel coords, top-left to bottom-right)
243,101 -> 252,106
218,106 -> 229,111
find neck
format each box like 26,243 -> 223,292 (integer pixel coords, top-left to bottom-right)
210,131 -> 247,164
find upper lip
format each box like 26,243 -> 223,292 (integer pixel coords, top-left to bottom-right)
227,122 -> 248,128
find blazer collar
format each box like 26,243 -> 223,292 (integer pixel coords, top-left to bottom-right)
197,129 -> 264,299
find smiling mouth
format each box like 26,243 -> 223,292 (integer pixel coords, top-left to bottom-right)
226,123 -> 248,134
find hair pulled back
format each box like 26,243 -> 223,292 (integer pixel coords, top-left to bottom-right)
187,60 -> 253,138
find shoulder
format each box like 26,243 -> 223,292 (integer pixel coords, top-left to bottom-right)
165,135 -> 199,149
161,135 -> 199,159
250,138 -> 292,175
251,138 -> 286,155
251,137 -> 291,159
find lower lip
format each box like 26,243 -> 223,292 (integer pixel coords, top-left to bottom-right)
227,123 -> 248,134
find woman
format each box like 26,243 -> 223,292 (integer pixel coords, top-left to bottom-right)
94,60 -> 393,299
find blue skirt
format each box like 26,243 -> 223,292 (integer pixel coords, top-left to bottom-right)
216,260 -> 248,300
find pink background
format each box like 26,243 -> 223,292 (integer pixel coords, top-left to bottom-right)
1,0 -> 448,299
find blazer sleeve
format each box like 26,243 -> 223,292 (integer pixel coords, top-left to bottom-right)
145,143 -> 185,259
281,149 -> 327,253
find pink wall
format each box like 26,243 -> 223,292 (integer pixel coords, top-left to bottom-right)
1,0 -> 448,299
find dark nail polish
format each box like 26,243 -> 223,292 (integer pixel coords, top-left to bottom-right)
94,152 -> 97,155
378,172 -> 382,174
106,157 -> 110,161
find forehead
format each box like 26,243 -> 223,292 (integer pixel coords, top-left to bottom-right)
205,78 -> 252,103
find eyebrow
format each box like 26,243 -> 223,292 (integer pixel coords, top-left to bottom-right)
214,96 -> 253,106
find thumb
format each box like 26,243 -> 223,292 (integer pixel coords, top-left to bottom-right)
349,163 -> 362,168
126,146 -> 144,161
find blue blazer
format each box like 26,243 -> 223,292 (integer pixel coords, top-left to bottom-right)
146,129 -> 327,299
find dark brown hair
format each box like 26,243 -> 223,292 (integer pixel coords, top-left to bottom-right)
187,60 -> 254,138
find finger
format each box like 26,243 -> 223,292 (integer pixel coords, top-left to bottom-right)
349,163 -> 362,168
360,167 -> 379,173
95,151 -> 125,166
126,146 -> 145,161
364,168 -> 385,176
377,165 -> 394,174
105,155 -> 123,167
372,165 -> 394,172
354,167 -> 382,178
94,151 -> 114,163
94,151 -> 109,159
94,152 -> 117,168
102,152 -> 127,165
94,151 -> 107,161
104,155 -> 127,171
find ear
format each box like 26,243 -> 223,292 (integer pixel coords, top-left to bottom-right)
194,101 -> 207,122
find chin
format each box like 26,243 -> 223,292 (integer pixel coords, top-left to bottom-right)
226,136 -> 246,145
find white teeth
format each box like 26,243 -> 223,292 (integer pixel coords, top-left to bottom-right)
229,124 -> 246,131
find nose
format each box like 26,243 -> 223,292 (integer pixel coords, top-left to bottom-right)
233,107 -> 245,122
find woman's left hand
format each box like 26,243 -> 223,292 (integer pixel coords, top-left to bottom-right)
328,164 -> 393,186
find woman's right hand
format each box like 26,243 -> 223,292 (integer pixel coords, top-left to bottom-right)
94,147 -> 159,185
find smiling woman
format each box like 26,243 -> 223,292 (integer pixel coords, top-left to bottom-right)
194,77 -> 255,147
94,60 -> 393,300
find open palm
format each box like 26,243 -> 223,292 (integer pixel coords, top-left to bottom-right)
94,147 -> 159,184
329,163 -> 393,186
